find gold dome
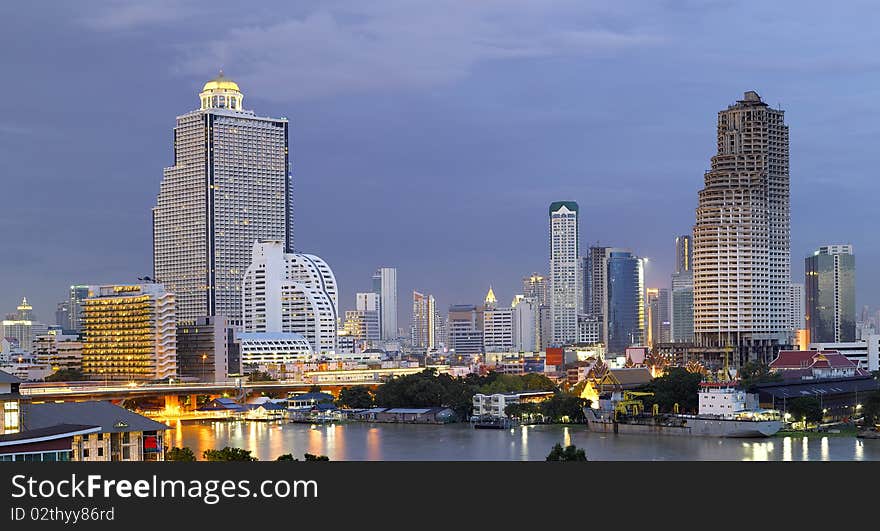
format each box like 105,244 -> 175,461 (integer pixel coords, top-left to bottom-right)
202,71 -> 240,92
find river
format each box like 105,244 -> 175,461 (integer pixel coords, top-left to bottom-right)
162,420 -> 880,461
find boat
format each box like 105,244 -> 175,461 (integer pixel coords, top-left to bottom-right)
584,383 -> 782,438
471,415 -> 513,429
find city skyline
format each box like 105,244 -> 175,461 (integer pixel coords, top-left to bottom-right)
3,2 -> 880,324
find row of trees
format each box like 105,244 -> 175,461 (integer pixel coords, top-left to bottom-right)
504,394 -> 589,423
165,446 -> 329,462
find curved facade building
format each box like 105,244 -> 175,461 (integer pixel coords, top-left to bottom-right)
606,250 -> 644,354
242,241 -> 338,354
693,91 -> 791,364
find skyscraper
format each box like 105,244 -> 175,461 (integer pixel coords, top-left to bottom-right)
788,283 -> 805,334
512,297 -> 537,353
447,305 -> 483,357
68,285 -> 90,333
606,250 -> 645,354
549,201 -> 579,346
411,291 -> 436,350
694,91 -> 791,364
588,246 -> 610,319
483,287 -> 513,352
805,245 -> 855,343
345,292 -> 381,350
372,267 -> 398,341
646,287 -> 671,347
671,235 -> 694,343
522,273 -> 549,306
153,72 -> 291,323
241,240 -> 338,354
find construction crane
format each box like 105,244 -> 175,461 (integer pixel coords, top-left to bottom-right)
614,391 -> 655,420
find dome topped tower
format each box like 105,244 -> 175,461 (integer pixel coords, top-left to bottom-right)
199,70 -> 244,111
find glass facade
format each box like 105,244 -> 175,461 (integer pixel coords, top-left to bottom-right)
606,251 -> 644,354
805,250 -> 855,343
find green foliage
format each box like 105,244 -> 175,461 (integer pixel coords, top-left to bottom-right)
546,443 -> 588,461
479,373 -> 556,394
737,361 -> 782,391
787,397 -> 823,425
860,390 -> 880,427
336,386 -> 374,409
276,453 -> 330,461
248,371 -> 276,382
202,447 -> 258,461
44,369 -> 85,382
165,446 -> 196,462
308,384 -> 322,393
637,367 -> 702,413
504,394 -> 589,423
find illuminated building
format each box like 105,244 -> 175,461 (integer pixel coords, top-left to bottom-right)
153,72 -> 291,324
81,284 -> 177,381
242,240 -> 338,354
671,235 -> 694,343
788,283 -> 805,336
32,332 -> 83,373
522,273 -> 550,350
238,332 -> 314,368
483,291 -> 514,353
68,285 -> 90,332
372,267 -> 398,340
522,273 -> 549,305
1,298 -> 48,353
411,291 -> 436,350
694,91 -> 791,364
549,201 -> 580,345
447,304 -> 483,357
805,245 -> 855,343
512,296 -> 536,353
646,288 -> 671,347
605,250 -> 645,354
344,293 -> 381,352
577,314 -> 601,345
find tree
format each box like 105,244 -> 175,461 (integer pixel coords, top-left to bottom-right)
336,386 -> 374,409
787,397 -> 823,427
275,453 -> 330,461
638,367 -> 702,413
45,369 -> 85,382
540,394 -> 588,423
202,447 -> 258,461
308,384 -> 322,393
248,371 -> 276,382
165,446 -> 196,462
859,390 -> 880,428
546,443 -> 587,461
276,454 -> 296,461
738,361 -> 782,391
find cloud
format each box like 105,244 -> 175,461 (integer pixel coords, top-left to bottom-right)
80,0 -> 194,31
176,2 -> 663,101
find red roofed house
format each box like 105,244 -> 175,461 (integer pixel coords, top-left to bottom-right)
769,350 -> 869,380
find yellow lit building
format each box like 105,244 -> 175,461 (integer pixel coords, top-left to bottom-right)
82,284 -> 177,381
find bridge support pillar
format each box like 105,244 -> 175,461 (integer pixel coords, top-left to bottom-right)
164,395 -> 181,412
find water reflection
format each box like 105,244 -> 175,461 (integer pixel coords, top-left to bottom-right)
164,421 -> 880,461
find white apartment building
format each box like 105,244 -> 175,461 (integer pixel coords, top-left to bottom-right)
483,308 -> 514,353
238,332 -> 314,367
549,201 -> 580,345
242,240 -> 338,354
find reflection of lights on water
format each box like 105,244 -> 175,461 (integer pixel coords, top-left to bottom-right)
520,425 -> 528,460
782,437 -> 792,462
742,441 -> 773,461
820,437 -> 829,461
802,436 -> 809,461
563,427 -> 571,447
855,440 -> 864,461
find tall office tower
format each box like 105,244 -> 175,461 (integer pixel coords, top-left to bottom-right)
549,201 -> 580,346
372,267 -> 398,341
588,246 -> 610,319
671,235 -> 694,343
68,285 -> 89,333
55,302 -> 70,330
693,91 -> 791,364
522,273 -> 549,305
645,288 -> 671,347
447,305 -> 483,357
805,245 -> 855,343
153,72 -> 291,323
788,283 -> 806,334
605,250 -> 645,354
483,292 -> 514,352
512,297 -> 537,353
1,298 -> 48,353
346,292 -> 382,348
81,284 -> 177,381
578,257 -> 589,314
241,240 -> 338,354
411,291 -> 436,350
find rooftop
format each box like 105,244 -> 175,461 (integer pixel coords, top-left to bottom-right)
22,402 -> 169,433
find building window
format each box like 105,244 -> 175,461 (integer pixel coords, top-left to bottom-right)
3,401 -> 19,432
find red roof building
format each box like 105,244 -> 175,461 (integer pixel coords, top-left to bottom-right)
769,350 -> 869,380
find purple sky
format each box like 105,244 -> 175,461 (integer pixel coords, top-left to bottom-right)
2,1 -> 879,328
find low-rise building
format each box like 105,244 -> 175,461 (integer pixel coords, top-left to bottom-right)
472,390 -> 555,418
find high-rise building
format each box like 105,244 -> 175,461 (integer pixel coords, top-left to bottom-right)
68,285 -> 90,333
447,305 -> 483,357
549,201 -> 579,346
671,235 -> 694,343
55,302 -> 70,331
1,298 -> 48,353
788,283 -> 805,333
176,316 -> 232,382
345,292 -> 381,351
33,332 -> 82,373
483,287 -> 514,352
646,288 -> 671,347
578,257 -> 589,315
411,291 -> 436,350
693,91 -> 791,364
522,274 -> 549,306
577,314 -> 601,345
606,250 -> 645,354
805,245 -> 855,343
512,297 -> 537,353
372,267 -> 398,341
153,72 -> 291,324
588,246 -> 610,319
81,284 -> 177,381
241,240 -> 338,354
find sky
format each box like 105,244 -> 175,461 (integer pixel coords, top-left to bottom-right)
2,0 -> 879,328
